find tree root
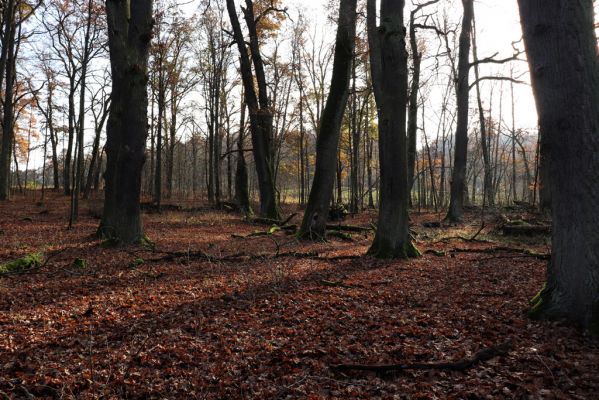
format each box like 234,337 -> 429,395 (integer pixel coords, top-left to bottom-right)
331,340 -> 512,373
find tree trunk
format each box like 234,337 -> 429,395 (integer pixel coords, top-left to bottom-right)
366,0 -> 419,258
70,0 -> 95,224
446,0 -> 473,222
538,129 -> 551,212
99,0 -> 153,245
407,10 -> 421,206
235,100 -> 252,216
518,0 -> 599,333
84,97 -> 110,199
0,1 -> 16,201
226,0 -> 280,219
297,0 -> 357,239
154,63 -> 165,210
471,13 -> 494,207
349,56 -> 360,214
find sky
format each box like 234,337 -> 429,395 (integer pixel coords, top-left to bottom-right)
24,0 -> 538,171
282,0 -> 538,130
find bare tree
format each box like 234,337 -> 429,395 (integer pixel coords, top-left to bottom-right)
298,0 -> 357,239
226,0 -> 281,219
366,0 -> 418,258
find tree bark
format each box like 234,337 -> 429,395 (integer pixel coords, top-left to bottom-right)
518,0 -> 599,332
297,0 -> 357,239
99,0 -> 153,244
366,0 -> 419,258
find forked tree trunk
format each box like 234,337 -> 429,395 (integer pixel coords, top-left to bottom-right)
519,0 -> 599,332
366,0 -> 418,258
297,0 -> 357,239
99,0 -> 153,244
446,0 -> 473,222
226,0 -> 280,220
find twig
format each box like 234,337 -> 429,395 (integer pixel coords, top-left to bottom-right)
320,279 -> 356,289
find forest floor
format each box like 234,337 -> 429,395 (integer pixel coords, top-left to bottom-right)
0,192 -> 598,399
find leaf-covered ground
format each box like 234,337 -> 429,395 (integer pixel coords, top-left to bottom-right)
1,193 -> 598,399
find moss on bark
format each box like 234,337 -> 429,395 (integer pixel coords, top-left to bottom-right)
528,282 -> 552,319
368,238 -> 420,259
0,253 -> 43,275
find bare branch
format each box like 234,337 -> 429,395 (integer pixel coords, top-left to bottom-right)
469,76 -> 526,91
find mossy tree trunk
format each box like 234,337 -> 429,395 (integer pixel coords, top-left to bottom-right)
519,0 -> 599,333
99,0 -> 153,245
297,0 -> 357,239
366,0 -> 419,259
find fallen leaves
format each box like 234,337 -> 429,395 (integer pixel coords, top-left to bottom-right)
0,193 -> 597,399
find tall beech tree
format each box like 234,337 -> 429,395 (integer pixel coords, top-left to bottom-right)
226,0 -> 280,219
366,0 -> 418,258
0,0 -> 18,200
407,0 -> 439,203
98,0 -> 153,244
298,0 -> 357,239
518,0 -> 599,332
445,0 -> 473,222
235,99 -> 252,216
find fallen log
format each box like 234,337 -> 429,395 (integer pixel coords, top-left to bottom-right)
232,224 -> 298,239
501,224 -> 551,236
327,231 -> 354,241
143,249 -> 361,264
332,340 -> 512,373
448,246 -> 550,260
326,224 -> 373,233
250,213 -> 298,227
